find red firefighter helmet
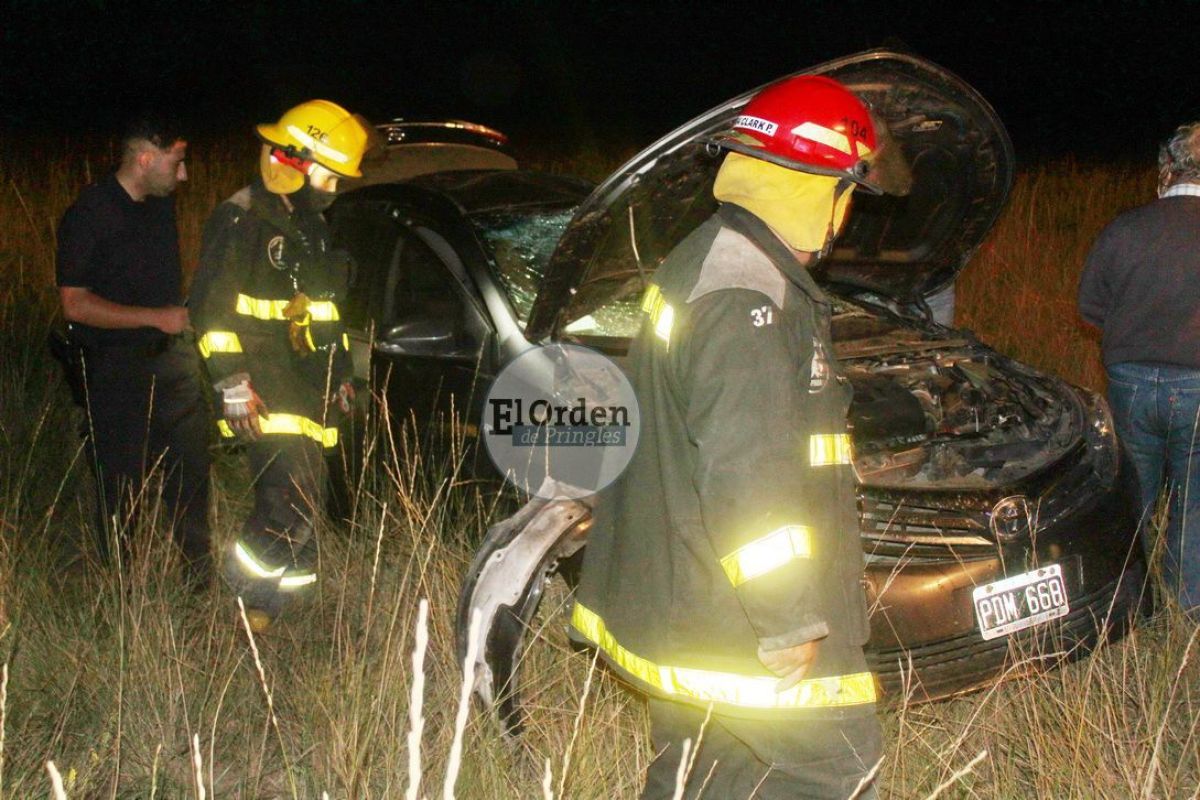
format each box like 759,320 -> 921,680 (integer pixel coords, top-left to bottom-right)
712,75 -> 881,193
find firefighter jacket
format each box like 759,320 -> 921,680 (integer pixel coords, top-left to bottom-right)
569,203 -> 875,720
190,180 -> 353,449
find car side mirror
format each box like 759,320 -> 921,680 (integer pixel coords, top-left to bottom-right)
375,317 -> 469,359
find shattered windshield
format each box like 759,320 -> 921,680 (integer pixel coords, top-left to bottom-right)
472,208 -> 575,328
560,294 -> 642,338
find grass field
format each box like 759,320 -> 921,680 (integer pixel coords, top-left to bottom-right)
0,138 -> 1196,799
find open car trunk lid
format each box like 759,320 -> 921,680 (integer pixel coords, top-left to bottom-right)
525,49 -> 1014,342
350,119 -> 517,188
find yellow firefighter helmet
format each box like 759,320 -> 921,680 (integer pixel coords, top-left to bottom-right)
256,99 -> 370,179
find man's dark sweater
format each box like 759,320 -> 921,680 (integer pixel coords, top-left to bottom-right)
1079,194 -> 1200,368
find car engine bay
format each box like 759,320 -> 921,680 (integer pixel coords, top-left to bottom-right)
834,305 -> 1081,489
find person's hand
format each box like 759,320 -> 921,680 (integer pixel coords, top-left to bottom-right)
758,639 -> 822,693
154,305 -> 189,334
221,376 -> 270,440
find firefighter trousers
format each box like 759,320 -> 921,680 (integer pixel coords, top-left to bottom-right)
230,435 -> 325,615
642,696 -> 881,800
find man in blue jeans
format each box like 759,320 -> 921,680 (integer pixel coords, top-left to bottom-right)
1079,121 -> 1200,615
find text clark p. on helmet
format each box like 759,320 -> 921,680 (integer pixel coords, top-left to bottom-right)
256,99 -> 370,178
709,75 -> 882,194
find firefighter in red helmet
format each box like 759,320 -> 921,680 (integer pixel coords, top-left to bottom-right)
569,76 -> 901,798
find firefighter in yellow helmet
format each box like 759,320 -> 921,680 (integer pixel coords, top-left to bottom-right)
190,100 -> 370,631
568,77 -> 907,798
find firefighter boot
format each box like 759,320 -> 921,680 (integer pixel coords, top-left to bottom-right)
223,523 -> 318,632
222,542 -> 286,633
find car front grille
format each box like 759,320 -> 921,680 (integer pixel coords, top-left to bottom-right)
860,495 -> 994,563
857,441 -> 1102,564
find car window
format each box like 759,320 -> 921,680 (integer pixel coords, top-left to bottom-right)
388,231 -> 463,323
470,208 -> 574,328
329,203 -> 396,330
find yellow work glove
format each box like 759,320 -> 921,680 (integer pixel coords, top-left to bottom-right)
282,293 -> 315,354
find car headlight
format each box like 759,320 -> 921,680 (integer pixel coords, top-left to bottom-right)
1080,388 -> 1119,485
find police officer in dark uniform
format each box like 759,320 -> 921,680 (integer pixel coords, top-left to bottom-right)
56,115 -> 212,580
190,100 -> 368,631
569,77 -> 902,799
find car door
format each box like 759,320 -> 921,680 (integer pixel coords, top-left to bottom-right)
330,200 -> 392,381
330,199 -> 496,481
372,220 -> 494,456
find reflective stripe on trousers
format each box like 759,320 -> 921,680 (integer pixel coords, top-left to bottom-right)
233,540 -> 318,590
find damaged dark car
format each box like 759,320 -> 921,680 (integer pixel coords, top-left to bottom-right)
328,50 -> 1148,734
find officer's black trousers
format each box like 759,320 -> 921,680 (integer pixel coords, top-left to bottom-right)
642,697 -> 882,800
83,339 -> 212,576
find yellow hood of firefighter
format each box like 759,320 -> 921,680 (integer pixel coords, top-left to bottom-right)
259,145 -> 306,195
713,150 -> 853,253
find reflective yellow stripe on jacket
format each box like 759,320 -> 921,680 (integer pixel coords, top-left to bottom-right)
235,294 -> 340,321
571,603 -> 876,710
217,414 -> 339,447
197,331 -> 243,358
809,433 -> 853,466
720,525 -> 812,587
641,284 -> 674,345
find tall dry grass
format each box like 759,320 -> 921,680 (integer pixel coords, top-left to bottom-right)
956,160 -> 1158,392
0,137 -> 1195,798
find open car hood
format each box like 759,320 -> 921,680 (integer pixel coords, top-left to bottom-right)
526,50 -> 1014,342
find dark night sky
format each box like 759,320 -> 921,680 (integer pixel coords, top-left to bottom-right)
2,0 -> 1198,163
